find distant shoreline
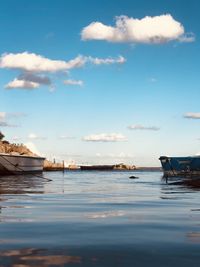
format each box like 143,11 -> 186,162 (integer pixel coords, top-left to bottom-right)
44,166 -> 162,172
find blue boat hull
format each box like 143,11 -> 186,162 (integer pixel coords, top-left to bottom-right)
159,156 -> 200,177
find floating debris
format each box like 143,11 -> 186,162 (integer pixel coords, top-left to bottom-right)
129,175 -> 139,179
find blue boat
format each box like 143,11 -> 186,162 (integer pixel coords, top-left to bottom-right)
159,156 -> 200,177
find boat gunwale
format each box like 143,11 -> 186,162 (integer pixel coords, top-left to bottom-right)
0,153 -> 45,160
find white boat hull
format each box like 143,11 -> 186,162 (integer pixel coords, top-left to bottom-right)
0,153 -> 45,175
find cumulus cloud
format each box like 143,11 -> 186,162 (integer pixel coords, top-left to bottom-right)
83,133 -> 127,142
128,124 -> 160,131
5,78 -> 40,89
63,79 -> 83,86
1,52 -> 126,90
28,133 -> 46,140
88,55 -> 126,65
184,113 -> 200,119
5,72 -> 53,90
81,14 -> 192,44
19,72 -> 52,85
0,52 -> 125,73
0,52 -> 86,73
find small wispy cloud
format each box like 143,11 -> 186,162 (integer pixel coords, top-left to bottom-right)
5,78 -> 40,89
28,133 -> 47,140
128,124 -> 160,131
0,111 -> 24,127
183,112 -> 200,119
83,133 -> 127,142
63,79 -> 83,86
178,32 -> 195,43
0,121 -> 18,127
81,14 -> 192,44
96,152 -> 133,158
88,55 -> 126,65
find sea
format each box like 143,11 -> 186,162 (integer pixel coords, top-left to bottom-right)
0,170 -> 200,267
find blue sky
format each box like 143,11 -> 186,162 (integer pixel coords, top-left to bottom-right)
0,0 -> 200,166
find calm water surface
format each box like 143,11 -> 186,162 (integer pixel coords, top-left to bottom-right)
0,170 -> 200,266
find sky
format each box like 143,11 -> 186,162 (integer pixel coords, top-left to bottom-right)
0,0 -> 200,166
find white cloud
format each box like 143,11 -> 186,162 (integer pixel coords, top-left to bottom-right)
0,112 -> 6,120
178,32 -> 195,43
24,142 -> 41,156
82,22 -> 115,41
6,72 -> 53,90
184,113 -> 200,119
81,14 -> 189,44
0,52 -> 86,73
0,112 -> 23,127
0,111 -> 25,121
63,79 -> 83,86
28,133 -> 46,140
128,124 -> 160,131
5,78 -> 40,89
88,55 -> 126,65
19,72 -> 52,85
0,52 -> 125,74
1,52 -> 127,90
83,133 -> 127,142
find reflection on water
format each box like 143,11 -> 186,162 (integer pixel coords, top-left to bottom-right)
161,176 -> 200,200
163,176 -> 200,189
0,171 -> 200,266
0,174 -> 45,194
0,248 -> 82,266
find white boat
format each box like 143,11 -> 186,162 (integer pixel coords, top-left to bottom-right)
0,153 -> 45,175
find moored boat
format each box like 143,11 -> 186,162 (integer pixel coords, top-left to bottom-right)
0,153 -> 45,175
159,156 -> 200,177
